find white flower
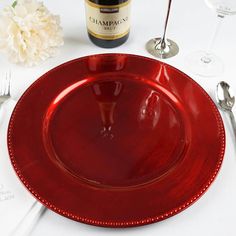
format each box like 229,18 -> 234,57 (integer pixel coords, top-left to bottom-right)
0,0 -> 64,66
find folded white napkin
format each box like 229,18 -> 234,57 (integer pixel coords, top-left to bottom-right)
0,100 -> 43,236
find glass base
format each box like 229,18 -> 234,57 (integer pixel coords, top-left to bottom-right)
146,38 -> 179,59
186,51 -> 224,77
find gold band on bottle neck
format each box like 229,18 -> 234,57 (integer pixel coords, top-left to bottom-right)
85,0 -> 131,9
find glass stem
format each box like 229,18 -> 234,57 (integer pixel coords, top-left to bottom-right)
202,14 -> 224,63
156,0 -> 172,50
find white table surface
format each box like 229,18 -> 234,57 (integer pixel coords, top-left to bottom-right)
1,0 -> 236,235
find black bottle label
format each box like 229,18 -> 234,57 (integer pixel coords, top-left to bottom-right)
85,0 -> 131,40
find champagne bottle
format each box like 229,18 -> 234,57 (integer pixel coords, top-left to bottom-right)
85,0 -> 131,48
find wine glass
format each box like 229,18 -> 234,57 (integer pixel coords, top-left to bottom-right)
146,0 -> 179,59
187,0 -> 236,77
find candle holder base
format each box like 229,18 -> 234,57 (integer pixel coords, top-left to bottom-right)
146,38 -> 179,59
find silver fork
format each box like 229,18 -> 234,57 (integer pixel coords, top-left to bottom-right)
0,71 -> 11,105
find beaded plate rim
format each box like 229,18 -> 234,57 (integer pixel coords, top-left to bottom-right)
7,53 -> 225,227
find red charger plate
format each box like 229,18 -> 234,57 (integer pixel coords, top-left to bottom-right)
8,54 -> 225,227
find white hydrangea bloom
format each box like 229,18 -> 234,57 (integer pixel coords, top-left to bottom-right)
0,0 -> 64,66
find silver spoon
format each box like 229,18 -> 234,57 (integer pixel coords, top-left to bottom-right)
216,81 -> 236,139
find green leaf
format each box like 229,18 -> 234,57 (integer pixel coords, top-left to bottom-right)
12,1 -> 17,8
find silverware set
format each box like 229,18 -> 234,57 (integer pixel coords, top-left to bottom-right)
216,81 -> 236,140
0,71 -> 11,106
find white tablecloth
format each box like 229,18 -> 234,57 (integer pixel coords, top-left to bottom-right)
1,0 -> 236,235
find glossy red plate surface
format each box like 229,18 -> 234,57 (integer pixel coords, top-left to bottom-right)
8,54 -> 225,227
